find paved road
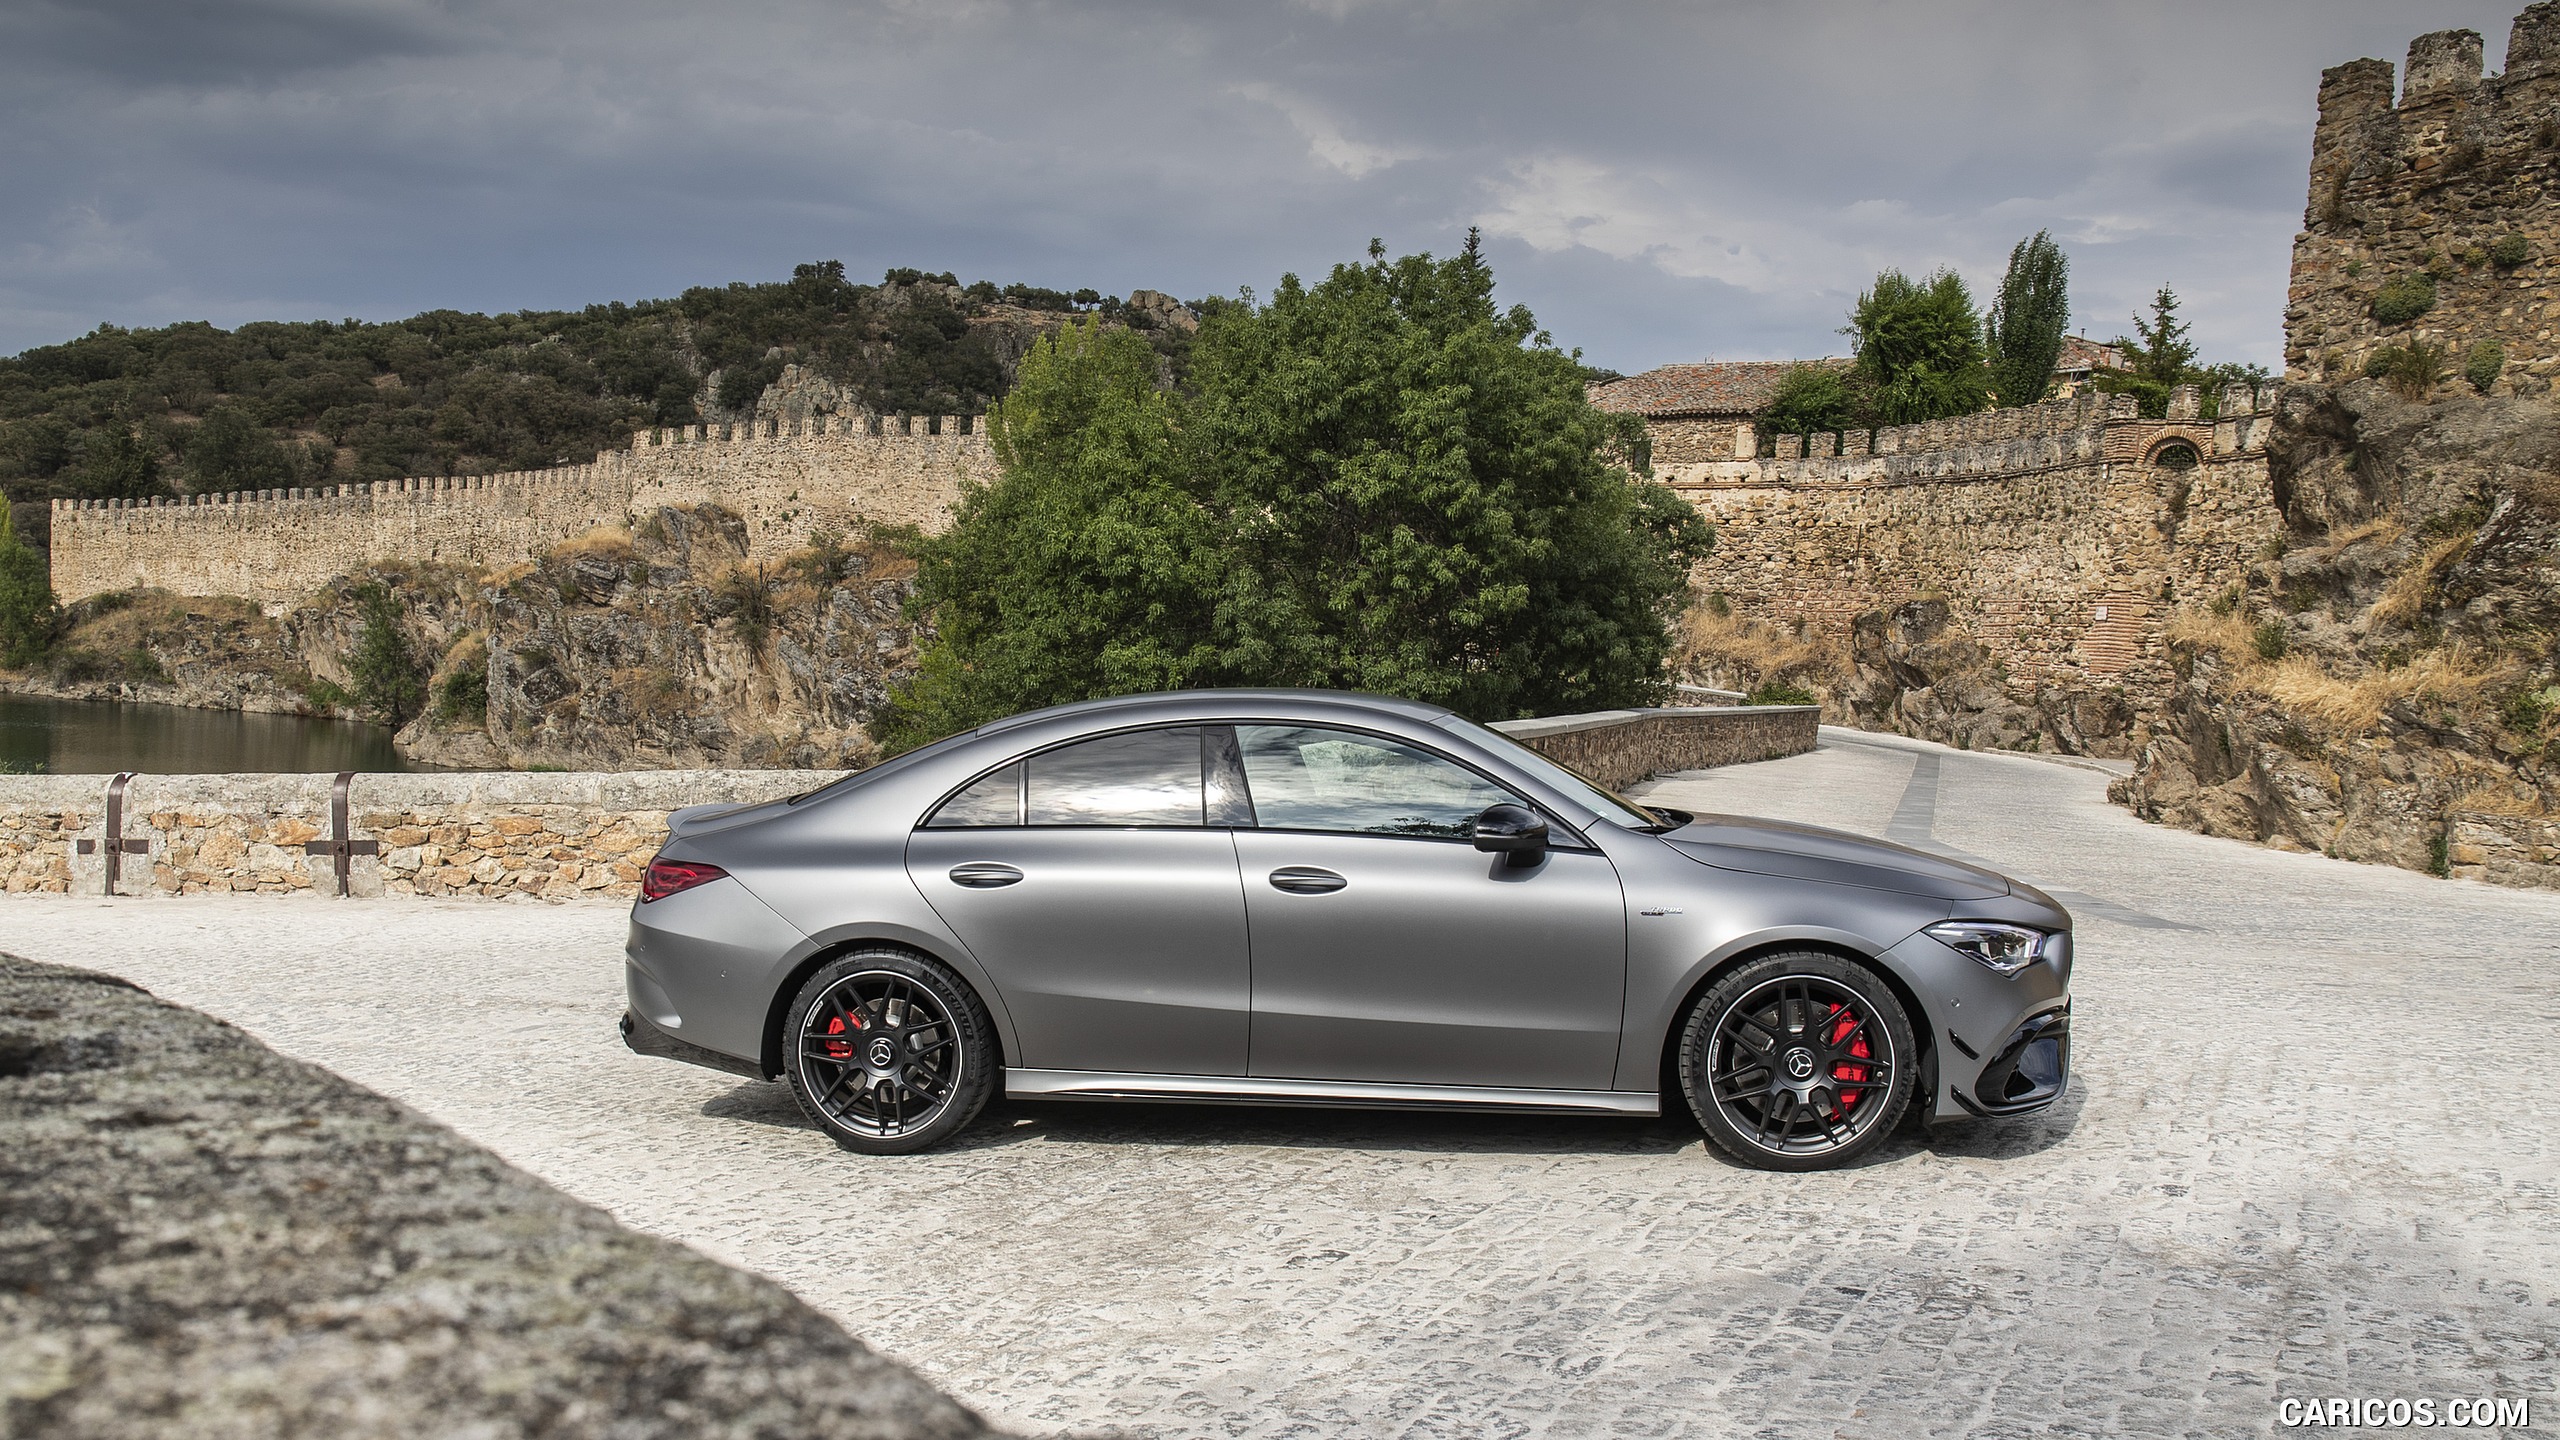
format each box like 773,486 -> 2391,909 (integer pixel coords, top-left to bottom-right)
8,728 -> 2555,1437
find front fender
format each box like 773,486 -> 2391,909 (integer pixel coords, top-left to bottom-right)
1604,830 -> 1952,1092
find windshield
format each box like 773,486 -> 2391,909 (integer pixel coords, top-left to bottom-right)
1429,714 -> 1669,830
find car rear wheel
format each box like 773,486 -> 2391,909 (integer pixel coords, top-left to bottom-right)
1678,950 -> 1916,1172
785,948 -> 996,1155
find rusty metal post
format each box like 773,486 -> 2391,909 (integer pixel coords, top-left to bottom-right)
74,772 -> 147,895
301,771 -> 377,897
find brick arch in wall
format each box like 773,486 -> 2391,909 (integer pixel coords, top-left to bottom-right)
2145,435 -> 2204,469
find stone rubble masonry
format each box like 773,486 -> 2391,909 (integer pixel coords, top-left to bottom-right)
1492,705 -> 1819,791
0,708 -> 1799,899
0,770 -> 832,901
2288,4 -> 2560,381
1658,387 -> 2282,718
46,414 -> 998,605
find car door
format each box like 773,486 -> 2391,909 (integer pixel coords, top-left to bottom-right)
906,725 -> 1252,1077
1229,723 -> 1629,1092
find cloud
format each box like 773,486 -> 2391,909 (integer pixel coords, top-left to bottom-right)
0,0 -> 2528,373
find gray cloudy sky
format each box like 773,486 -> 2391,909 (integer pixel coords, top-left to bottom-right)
0,1 -> 2528,374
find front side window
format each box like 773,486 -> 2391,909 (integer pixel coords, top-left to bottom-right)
1236,725 -> 1522,838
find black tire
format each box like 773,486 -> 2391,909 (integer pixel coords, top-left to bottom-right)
784,948 -> 997,1155
1677,950 -> 1916,1172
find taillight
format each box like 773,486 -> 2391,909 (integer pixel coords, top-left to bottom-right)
641,858 -> 729,902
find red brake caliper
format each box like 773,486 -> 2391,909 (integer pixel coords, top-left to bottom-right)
1826,1004 -> 1871,1108
822,1010 -> 864,1061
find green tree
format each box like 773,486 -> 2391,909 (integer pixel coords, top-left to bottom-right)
186,406 -> 296,492
881,235 -> 1711,747
1759,364 -> 1856,436
2122,286 -> 2197,387
0,506 -> 60,669
75,423 -> 163,500
1846,268 -> 1989,425
1985,231 -> 2070,407
345,582 -> 425,724
879,318 -> 1208,745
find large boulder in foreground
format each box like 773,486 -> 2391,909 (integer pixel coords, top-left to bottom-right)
0,953 -> 1000,1440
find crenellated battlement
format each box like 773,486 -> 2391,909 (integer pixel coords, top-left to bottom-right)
2287,3 -> 2560,380
48,417 -> 997,604
1651,384 -> 2275,492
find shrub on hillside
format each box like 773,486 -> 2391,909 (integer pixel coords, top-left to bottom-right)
2465,340 -> 2506,393
345,582 -> 424,724
0,507 -> 60,668
2370,275 -> 2438,327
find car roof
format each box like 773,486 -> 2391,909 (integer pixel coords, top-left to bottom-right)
973,687 -> 1455,737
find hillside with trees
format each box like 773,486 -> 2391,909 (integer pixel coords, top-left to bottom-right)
0,264 -> 1197,517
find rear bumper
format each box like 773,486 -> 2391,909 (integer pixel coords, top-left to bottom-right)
621,1006 -> 766,1081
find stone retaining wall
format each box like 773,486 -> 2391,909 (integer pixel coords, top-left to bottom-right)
0,771 -> 834,900
1493,705 -> 1820,791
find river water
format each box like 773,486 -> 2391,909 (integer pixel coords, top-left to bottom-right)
0,695 -> 444,775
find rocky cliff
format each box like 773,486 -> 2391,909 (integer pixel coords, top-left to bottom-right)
0,503 -> 921,772
399,505 -> 918,770
2111,379 -> 2560,886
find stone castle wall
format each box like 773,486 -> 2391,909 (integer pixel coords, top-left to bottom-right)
47,414 -> 996,605
1657,386 -> 2281,709
2287,4 -> 2560,383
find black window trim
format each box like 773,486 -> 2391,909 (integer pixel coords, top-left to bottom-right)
915,716 -> 1596,849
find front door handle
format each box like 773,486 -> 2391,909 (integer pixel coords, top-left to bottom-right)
1268,866 -> 1347,894
949,862 -> 1024,888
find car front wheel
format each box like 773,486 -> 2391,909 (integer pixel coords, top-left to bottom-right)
1678,951 -> 1916,1171
784,948 -> 996,1155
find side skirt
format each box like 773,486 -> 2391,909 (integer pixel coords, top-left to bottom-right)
1005,1068 -> 1660,1117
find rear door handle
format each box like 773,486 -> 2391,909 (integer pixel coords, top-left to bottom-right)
949,862 -> 1024,888
1268,866 -> 1347,894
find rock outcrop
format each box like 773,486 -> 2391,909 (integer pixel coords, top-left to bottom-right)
0,951 -> 1000,1439
2112,379 -> 2560,885
399,504 -> 919,771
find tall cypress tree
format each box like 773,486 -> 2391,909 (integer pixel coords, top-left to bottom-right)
0,507 -> 60,670
1986,231 -> 2070,408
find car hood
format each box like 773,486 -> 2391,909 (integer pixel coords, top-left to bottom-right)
1659,814 -> 2012,901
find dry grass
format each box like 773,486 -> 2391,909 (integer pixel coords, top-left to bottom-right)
2257,647 -> 2500,731
2168,607 -> 2504,733
2311,515 -> 2404,560
2451,783 -> 2545,817
1671,605 -> 1846,694
2367,532 -> 2472,629
549,525 -> 634,563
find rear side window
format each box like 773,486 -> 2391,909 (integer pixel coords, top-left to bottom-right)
1028,726 -> 1204,825
926,762 -> 1023,827
1236,724 -> 1521,838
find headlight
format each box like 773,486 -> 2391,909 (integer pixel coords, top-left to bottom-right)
1924,921 -> 2050,976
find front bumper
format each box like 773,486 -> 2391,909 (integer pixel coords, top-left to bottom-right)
1888,927 -> 2073,1124
1945,1005 -> 2070,1118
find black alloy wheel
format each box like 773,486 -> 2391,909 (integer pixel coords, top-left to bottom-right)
1678,950 -> 1916,1171
785,948 -> 995,1155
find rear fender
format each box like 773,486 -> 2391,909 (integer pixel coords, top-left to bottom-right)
762,919 -> 1021,1081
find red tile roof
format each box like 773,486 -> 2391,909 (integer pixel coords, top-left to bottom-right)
2057,335 -> 2128,374
1587,359 -> 1849,418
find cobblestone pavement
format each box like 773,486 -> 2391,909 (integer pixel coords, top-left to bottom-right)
8,728 -> 2555,1437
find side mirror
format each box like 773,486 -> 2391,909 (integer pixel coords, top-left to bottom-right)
1473,803 -> 1549,867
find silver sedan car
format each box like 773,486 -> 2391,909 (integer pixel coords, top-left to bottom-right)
622,689 -> 2072,1170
